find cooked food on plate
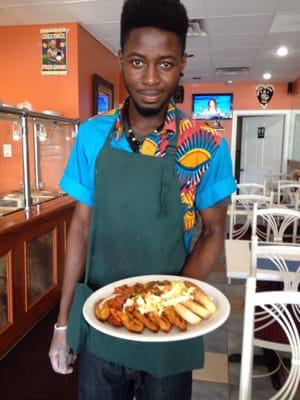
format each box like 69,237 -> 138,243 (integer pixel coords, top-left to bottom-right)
94,280 -> 217,334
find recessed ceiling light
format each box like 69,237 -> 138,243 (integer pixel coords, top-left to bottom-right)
263,72 -> 272,80
276,46 -> 289,57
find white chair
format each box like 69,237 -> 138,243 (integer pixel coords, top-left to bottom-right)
252,204 -> 300,243
278,183 -> 300,208
237,182 -> 267,196
267,175 -> 291,197
229,194 -> 273,240
276,180 -> 298,204
239,287 -> 300,400
239,206 -> 300,399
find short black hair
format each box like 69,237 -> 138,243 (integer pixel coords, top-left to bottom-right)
120,0 -> 188,54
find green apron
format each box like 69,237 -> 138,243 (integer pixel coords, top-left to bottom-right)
78,112 -> 204,377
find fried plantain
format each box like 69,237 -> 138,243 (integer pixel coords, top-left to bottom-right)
148,312 -> 172,332
95,299 -> 111,321
133,311 -> 159,332
163,306 -> 187,331
116,311 -> 144,333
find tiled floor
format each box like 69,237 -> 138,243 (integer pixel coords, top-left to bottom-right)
190,261 -> 300,399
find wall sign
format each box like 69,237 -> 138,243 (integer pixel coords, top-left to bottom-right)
257,126 -> 265,139
41,28 -> 67,75
256,85 -> 274,108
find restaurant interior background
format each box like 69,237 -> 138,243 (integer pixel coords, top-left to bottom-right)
0,0 -> 300,192
0,1 -> 300,399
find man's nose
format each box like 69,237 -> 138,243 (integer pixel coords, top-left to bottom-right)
142,64 -> 160,86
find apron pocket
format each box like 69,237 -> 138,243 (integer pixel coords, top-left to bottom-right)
67,282 -> 93,354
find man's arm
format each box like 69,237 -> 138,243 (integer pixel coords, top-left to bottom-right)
181,207 -> 227,281
57,201 -> 91,326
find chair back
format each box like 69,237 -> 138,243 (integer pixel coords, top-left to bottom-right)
277,180 -> 299,204
278,183 -> 300,209
229,194 -> 273,240
239,288 -> 300,400
252,203 -> 300,243
237,182 -> 266,196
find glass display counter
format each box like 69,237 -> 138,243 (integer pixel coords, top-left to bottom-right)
0,106 -> 79,216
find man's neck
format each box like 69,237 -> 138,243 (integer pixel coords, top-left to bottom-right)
127,101 -> 168,137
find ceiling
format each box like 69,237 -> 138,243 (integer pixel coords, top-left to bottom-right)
1,0 -> 300,83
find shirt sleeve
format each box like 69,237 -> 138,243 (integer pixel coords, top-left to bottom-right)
59,120 -> 98,206
195,138 -> 236,210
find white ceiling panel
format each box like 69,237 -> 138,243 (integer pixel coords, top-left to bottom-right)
261,31 -> 300,51
209,34 -> 265,50
269,14 -> 300,33
185,48 -> 211,59
212,58 -> 256,68
210,47 -> 258,58
182,0 -> 206,18
1,0 -> 57,5
103,37 -> 121,51
203,14 -> 274,35
0,8 -> 23,25
1,3 -> 76,24
185,36 -> 209,51
203,0 -> 279,17
276,0 -> 300,13
62,0 -> 122,23
84,22 -> 120,39
0,0 -> 300,82
187,59 -> 211,70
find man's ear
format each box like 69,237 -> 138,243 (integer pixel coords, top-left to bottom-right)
180,53 -> 187,76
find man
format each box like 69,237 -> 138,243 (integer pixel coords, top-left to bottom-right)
49,0 -> 236,399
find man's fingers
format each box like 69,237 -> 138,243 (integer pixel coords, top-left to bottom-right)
49,351 -> 73,374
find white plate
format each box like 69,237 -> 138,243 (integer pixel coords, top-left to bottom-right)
83,275 -> 231,342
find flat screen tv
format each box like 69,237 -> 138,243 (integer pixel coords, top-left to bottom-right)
192,93 -> 233,120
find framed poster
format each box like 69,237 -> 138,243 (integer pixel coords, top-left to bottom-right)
41,28 -> 67,75
93,74 -> 114,115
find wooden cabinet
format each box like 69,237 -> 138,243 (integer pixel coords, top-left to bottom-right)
0,197 -> 75,357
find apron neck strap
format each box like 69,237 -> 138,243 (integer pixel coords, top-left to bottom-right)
165,109 -> 180,156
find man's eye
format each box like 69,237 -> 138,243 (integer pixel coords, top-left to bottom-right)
132,60 -> 144,67
161,61 -> 172,69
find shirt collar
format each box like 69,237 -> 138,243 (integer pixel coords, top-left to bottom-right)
115,97 -> 177,140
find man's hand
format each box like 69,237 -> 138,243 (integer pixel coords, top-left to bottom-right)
49,328 -> 76,374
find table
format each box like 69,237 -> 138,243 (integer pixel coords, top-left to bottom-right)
225,239 -> 300,282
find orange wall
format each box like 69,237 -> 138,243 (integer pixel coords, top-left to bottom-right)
181,81 -> 292,116
0,23 -> 79,118
178,81 -> 294,143
77,25 -> 122,121
291,77 -> 300,109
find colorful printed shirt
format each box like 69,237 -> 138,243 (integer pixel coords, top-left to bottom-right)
60,99 -> 236,250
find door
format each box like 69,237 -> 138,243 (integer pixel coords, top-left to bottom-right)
292,114 -> 300,161
239,115 -> 284,183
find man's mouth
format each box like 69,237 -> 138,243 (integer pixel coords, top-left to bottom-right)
139,91 -> 161,103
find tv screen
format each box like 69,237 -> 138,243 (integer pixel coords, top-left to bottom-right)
97,94 -> 109,113
192,93 -> 233,120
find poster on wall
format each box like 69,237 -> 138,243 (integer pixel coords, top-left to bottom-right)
41,28 -> 67,75
256,84 -> 274,108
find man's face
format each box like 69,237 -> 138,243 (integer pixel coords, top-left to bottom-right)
119,27 -> 186,116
